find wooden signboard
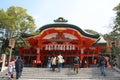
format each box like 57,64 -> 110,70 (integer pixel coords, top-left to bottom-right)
9,38 -> 15,48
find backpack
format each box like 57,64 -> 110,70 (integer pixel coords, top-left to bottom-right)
101,60 -> 105,65
74,56 -> 80,64
100,57 -> 106,65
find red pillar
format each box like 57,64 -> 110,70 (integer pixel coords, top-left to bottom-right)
80,54 -> 84,61
19,47 -> 24,57
85,61 -> 89,68
36,48 -> 40,60
32,48 -> 42,67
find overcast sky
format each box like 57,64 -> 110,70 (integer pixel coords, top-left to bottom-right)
0,0 -> 120,34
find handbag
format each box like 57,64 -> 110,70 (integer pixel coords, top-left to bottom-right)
11,74 -> 14,78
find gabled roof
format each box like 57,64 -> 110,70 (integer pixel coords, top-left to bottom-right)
21,17 -> 107,48
22,17 -> 100,39
39,23 -> 100,39
92,36 -> 107,46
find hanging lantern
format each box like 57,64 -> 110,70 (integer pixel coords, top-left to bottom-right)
51,45 -> 53,50
45,45 -> 48,50
48,45 -> 51,50
81,48 -> 84,54
62,45 -> 65,50
54,45 -> 57,50
66,45 -> 69,50
60,45 -> 62,50
69,45 -> 71,50
37,48 -> 40,54
57,45 -> 59,50
72,45 -> 75,50
59,45 -> 61,50
61,45 -> 63,50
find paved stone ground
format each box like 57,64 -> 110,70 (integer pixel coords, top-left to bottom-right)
0,67 -> 120,80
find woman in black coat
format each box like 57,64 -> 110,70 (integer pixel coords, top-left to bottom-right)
15,56 -> 24,79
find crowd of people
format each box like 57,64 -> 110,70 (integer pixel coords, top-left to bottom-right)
46,54 -> 88,74
46,53 -> 118,76
6,53 -> 117,79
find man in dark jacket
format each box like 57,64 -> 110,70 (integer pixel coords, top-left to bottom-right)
15,56 -> 24,79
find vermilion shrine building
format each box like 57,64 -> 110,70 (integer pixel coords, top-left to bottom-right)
19,17 -> 106,67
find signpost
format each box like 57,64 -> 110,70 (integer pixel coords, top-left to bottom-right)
8,38 -> 15,64
0,54 -> 6,72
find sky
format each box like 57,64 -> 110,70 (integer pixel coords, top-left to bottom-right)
0,0 -> 120,34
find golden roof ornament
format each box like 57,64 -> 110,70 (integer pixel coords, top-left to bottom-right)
54,17 -> 68,23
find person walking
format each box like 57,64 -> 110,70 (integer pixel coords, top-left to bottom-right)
7,60 -> 15,78
15,56 -> 24,79
47,57 -> 51,68
57,54 -> 64,72
81,57 -> 86,68
73,56 -> 80,74
51,54 -> 57,71
98,54 -> 107,76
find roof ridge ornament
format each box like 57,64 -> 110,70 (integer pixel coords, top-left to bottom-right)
54,17 -> 68,23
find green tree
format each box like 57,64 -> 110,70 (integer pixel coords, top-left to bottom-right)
0,6 -> 36,54
0,6 -> 36,38
113,3 -> 120,33
104,3 -> 120,55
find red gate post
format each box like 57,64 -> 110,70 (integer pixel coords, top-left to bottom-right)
32,48 -> 42,67
85,60 -> 89,68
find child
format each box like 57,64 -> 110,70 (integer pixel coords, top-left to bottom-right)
7,60 -> 14,78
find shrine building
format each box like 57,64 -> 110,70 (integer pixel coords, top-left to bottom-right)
19,17 -> 107,67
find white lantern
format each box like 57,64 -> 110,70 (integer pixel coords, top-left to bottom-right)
58,45 -> 60,50
45,45 -> 47,50
81,48 -> 84,54
54,45 -> 56,50
48,45 -> 51,50
60,45 -> 62,50
72,45 -> 75,50
63,45 -> 65,50
69,45 -> 72,50
51,45 -> 53,50
56,45 -> 58,50
37,48 -> 40,53
66,45 -> 69,50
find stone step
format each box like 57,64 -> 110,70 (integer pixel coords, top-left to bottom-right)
20,68 -> 120,79
0,67 -> 120,80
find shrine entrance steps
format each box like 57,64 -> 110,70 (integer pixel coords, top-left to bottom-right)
0,67 -> 120,80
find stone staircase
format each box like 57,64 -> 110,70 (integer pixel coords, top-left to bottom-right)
0,67 -> 120,80
21,67 -> 120,80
